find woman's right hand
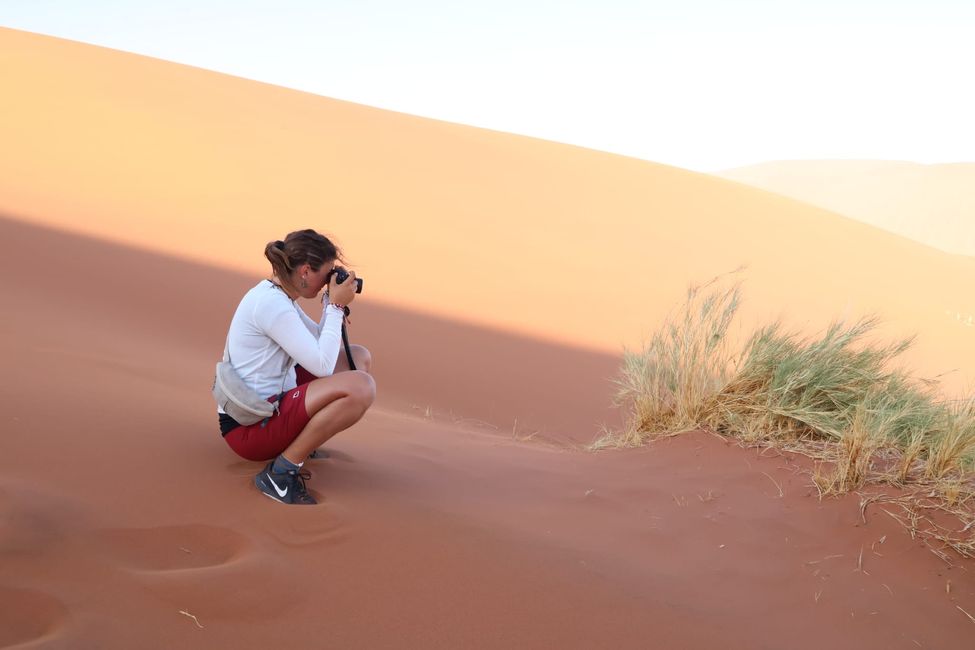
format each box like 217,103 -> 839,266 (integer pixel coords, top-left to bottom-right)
328,269 -> 358,307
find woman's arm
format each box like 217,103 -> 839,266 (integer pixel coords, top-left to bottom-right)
295,304 -> 322,336
265,304 -> 345,376
294,298 -> 341,335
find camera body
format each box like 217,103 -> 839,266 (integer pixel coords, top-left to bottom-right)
328,267 -> 364,294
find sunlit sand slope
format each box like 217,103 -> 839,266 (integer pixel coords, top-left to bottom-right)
1,28 -> 973,390
2,218 -> 973,648
718,160 -> 975,257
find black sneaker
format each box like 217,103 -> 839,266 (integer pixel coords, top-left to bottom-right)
254,462 -> 317,505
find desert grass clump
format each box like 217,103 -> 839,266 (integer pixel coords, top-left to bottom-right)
608,277 -> 741,446
608,279 -> 975,554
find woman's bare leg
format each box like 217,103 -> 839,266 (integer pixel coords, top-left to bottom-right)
281,369 -> 376,463
333,343 -> 372,374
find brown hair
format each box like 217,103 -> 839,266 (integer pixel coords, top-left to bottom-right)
264,229 -> 342,293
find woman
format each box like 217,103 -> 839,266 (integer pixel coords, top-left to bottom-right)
217,229 -> 376,505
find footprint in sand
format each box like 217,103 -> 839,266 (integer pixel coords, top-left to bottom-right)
92,524 -> 294,621
0,587 -> 69,648
94,524 -> 251,572
257,500 -> 351,548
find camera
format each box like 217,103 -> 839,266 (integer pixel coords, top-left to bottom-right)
327,267 -> 363,294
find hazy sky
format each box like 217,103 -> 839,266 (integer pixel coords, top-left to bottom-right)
3,0 -> 973,171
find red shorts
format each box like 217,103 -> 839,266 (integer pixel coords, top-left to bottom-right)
294,365 -> 319,386
224,367 -> 320,461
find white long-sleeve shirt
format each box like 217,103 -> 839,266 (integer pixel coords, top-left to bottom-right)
218,280 -> 344,410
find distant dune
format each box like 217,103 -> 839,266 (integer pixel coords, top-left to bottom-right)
1,27 -> 973,392
717,160 -> 975,257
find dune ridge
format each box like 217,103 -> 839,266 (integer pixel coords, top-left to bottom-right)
1,27 -> 973,395
717,160 -> 975,257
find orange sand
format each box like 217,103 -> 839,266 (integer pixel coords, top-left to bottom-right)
2,218 -> 974,648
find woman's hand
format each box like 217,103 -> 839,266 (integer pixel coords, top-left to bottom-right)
328,269 -> 358,307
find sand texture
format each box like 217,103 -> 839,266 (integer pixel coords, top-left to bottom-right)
2,28 -> 974,649
718,160 -> 975,257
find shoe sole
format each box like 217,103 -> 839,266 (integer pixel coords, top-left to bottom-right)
254,473 -> 289,504
260,491 -> 288,504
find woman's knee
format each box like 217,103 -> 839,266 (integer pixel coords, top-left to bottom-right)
354,345 -> 372,372
304,371 -> 374,415
348,370 -> 376,410
335,344 -> 372,373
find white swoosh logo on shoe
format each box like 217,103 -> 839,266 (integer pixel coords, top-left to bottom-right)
267,473 -> 288,498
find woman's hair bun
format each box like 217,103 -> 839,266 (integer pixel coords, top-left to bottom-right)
265,230 -> 342,292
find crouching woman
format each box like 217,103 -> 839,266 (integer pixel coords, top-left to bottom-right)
217,229 -> 375,505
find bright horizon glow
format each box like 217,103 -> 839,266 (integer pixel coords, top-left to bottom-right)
3,0 -> 974,172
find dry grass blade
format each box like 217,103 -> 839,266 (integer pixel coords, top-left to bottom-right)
957,605 -> 975,625
805,554 -> 844,565
179,610 -> 204,629
760,471 -> 784,497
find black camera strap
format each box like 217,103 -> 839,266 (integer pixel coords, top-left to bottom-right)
342,321 -> 356,371
340,305 -> 356,371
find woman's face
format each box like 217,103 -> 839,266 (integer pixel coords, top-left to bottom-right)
297,261 -> 335,300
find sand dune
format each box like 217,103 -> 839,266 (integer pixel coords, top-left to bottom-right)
1,216 -> 618,441
717,160 -> 975,257
1,28 -> 973,395
3,218 -> 974,648
3,27 -> 975,648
